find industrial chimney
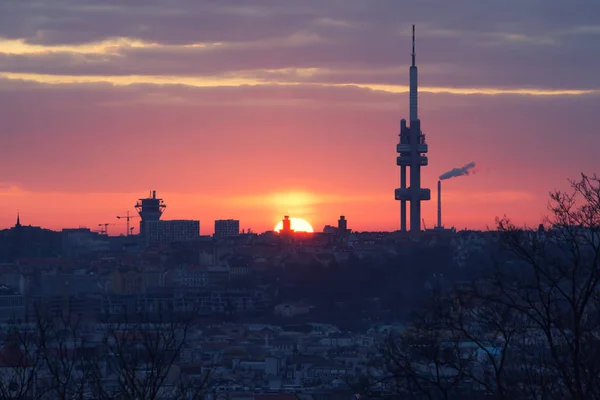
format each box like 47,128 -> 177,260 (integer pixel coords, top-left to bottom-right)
437,180 -> 442,228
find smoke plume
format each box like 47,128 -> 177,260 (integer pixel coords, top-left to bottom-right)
439,162 -> 476,180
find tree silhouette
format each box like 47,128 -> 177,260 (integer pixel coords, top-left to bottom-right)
365,173 -> 600,399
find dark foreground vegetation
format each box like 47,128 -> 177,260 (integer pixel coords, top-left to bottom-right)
351,173 -> 600,399
0,305 -> 217,400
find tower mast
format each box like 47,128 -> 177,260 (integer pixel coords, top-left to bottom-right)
409,24 -> 418,122
412,24 -> 416,67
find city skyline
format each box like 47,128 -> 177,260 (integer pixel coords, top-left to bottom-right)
1,1 -> 599,235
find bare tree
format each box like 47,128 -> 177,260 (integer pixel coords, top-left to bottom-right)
0,298 -> 221,400
492,173 -> 600,399
366,173 -> 600,400
32,304 -> 97,400
0,321 -> 43,400
351,309 -> 477,399
93,302 -> 217,400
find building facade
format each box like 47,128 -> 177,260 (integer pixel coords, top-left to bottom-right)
214,219 -> 240,237
0,286 -> 25,322
144,220 -> 200,244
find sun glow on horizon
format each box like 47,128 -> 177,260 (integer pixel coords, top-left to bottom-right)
274,217 -> 314,233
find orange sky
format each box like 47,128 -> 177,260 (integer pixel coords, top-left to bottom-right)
2,87 -> 593,235
1,2 -> 599,235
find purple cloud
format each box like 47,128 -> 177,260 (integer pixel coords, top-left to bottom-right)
0,0 -> 598,90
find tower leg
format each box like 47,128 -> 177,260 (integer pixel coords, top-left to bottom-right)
401,166 -> 407,232
410,162 -> 421,232
410,198 -> 421,232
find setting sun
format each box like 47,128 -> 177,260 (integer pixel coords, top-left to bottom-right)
274,217 -> 314,233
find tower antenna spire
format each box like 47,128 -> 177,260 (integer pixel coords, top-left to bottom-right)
411,24 -> 416,67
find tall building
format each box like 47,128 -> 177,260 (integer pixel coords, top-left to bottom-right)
144,220 -> 200,244
214,219 -> 240,237
338,215 -> 349,233
135,190 -> 166,236
395,25 -> 431,232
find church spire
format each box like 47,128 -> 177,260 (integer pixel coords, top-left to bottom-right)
16,212 -> 21,228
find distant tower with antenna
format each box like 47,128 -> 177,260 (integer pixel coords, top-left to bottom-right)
135,190 -> 166,236
395,25 -> 431,232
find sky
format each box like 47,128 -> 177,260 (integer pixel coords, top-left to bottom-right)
1,0 -> 599,235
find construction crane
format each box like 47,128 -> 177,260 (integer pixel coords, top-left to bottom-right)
98,223 -> 116,236
116,211 -> 139,236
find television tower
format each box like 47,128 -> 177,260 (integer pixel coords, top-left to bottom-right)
395,25 -> 430,232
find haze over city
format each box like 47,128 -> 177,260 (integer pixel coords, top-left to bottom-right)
1,0 -> 599,234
